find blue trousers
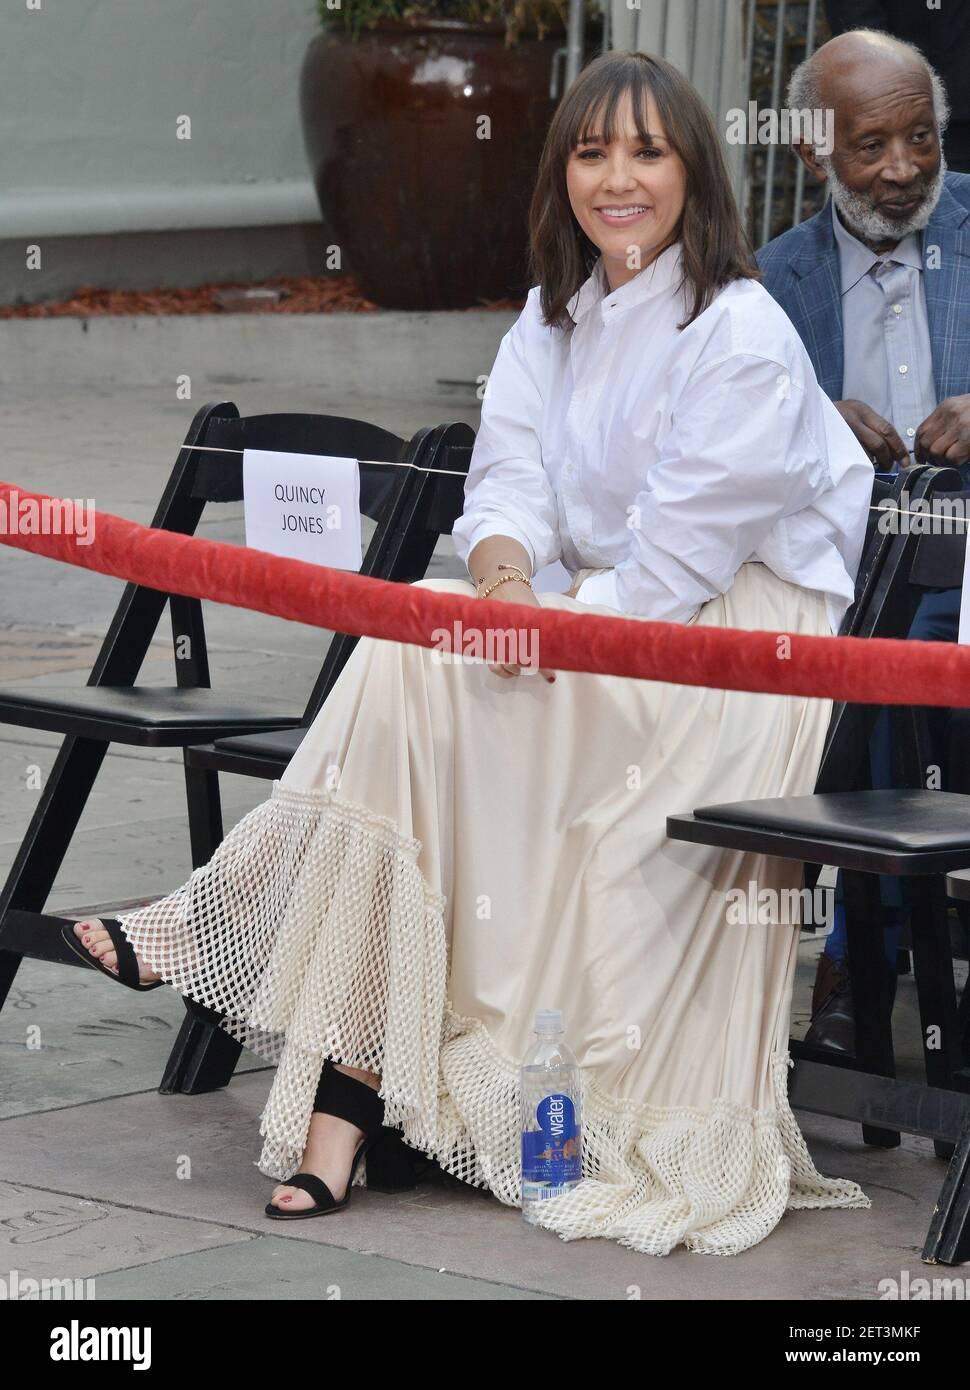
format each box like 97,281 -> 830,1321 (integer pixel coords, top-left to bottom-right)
826,585 -> 962,967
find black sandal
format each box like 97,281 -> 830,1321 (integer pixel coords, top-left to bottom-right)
60,918 -> 163,992
266,1059 -> 404,1220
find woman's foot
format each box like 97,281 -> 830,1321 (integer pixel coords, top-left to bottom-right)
268,1066 -> 381,1214
71,919 -> 161,986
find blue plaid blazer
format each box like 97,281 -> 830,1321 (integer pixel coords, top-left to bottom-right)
756,172 -> 970,407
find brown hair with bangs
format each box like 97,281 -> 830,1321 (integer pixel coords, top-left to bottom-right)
527,50 -> 759,332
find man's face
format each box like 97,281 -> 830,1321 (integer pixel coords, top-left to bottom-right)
810,63 -> 945,244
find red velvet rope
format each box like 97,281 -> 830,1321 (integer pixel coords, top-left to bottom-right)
2,479 -> 969,707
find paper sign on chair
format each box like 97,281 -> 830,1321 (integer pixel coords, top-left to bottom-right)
243,448 -> 363,571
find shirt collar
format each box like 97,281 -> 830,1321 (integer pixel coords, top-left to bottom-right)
830,199 -> 924,294
566,242 -> 684,326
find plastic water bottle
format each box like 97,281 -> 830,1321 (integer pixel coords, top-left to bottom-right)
520,1008 -> 583,1223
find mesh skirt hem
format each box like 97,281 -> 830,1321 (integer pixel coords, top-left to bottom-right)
373,1011 -> 870,1258
116,781 -> 869,1258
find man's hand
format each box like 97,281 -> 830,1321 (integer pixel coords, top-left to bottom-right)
915,396 -> 970,468
834,399 -> 908,468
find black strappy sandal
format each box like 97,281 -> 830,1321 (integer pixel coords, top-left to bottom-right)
266,1059 -> 404,1220
60,918 -> 163,992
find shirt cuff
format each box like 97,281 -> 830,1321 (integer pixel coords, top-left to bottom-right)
573,568 -> 621,611
454,519 -> 537,575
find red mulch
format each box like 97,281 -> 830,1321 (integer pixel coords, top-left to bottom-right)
0,274 -> 526,318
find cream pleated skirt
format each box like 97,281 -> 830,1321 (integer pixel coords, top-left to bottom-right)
118,559 -> 868,1256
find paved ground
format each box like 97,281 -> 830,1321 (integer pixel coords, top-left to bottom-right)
0,328 -> 966,1300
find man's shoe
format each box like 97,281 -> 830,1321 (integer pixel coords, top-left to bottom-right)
805,952 -> 855,1055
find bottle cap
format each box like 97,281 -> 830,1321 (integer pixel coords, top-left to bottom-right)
534,1008 -> 563,1034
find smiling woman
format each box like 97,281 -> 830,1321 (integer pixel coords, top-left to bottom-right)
528,50 -> 760,329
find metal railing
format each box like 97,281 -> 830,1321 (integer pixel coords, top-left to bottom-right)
746,0 -> 829,246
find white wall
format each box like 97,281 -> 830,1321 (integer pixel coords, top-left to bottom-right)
0,0 -> 324,238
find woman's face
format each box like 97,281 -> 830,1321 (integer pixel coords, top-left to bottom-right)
565,89 -> 687,291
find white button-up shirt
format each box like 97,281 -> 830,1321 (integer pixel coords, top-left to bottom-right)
451,242 -> 873,633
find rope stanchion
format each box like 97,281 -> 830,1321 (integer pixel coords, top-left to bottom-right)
2,479 -> 970,707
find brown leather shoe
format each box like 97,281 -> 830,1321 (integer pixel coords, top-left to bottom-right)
805,952 -> 855,1055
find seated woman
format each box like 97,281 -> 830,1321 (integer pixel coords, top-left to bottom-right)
66,50 -> 874,1256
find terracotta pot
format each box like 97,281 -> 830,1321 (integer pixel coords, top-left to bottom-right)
300,18 -> 592,310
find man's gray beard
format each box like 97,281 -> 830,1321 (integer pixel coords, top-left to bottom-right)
821,156 -> 947,244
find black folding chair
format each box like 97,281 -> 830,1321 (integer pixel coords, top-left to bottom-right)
666,463 -> 970,1263
0,401 -> 472,1052
159,427 -> 473,1095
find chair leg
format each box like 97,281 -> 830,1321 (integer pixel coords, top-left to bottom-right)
156,759 -> 240,1093
843,869 -> 900,1147
183,760 -> 224,869
159,1005 -> 244,1094
910,875 -> 964,1159
0,736 -> 108,1011
959,975 -> 970,1067
921,1102 -> 970,1265
0,949 -> 25,1015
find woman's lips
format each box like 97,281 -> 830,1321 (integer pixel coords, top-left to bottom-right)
594,206 -> 651,226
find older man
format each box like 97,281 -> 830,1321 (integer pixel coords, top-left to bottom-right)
757,29 -> 970,1051
825,1 -> 970,173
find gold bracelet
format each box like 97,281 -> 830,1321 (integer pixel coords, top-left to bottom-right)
475,563 -> 529,587
475,563 -> 530,593
480,572 -> 533,599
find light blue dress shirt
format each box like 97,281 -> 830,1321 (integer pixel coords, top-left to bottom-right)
832,200 -> 936,459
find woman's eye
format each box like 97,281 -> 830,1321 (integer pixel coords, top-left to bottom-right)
577,148 -> 661,160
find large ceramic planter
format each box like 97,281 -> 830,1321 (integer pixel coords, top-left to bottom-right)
300,19 -> 585,310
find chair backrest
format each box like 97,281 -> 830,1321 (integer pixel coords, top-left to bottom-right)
815,463 -> 966,794
85,401 -> 474,722
299,426 -> 473,719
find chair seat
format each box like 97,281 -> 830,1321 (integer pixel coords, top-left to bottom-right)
0,685 -> 303,746
183,724 -> 308,778
212,726 -> 307,760
667,789 -> 970,875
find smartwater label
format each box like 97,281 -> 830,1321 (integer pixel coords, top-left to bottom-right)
521,1092 -> 581,1185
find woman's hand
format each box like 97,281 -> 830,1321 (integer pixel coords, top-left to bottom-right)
479,579 -> 557,683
